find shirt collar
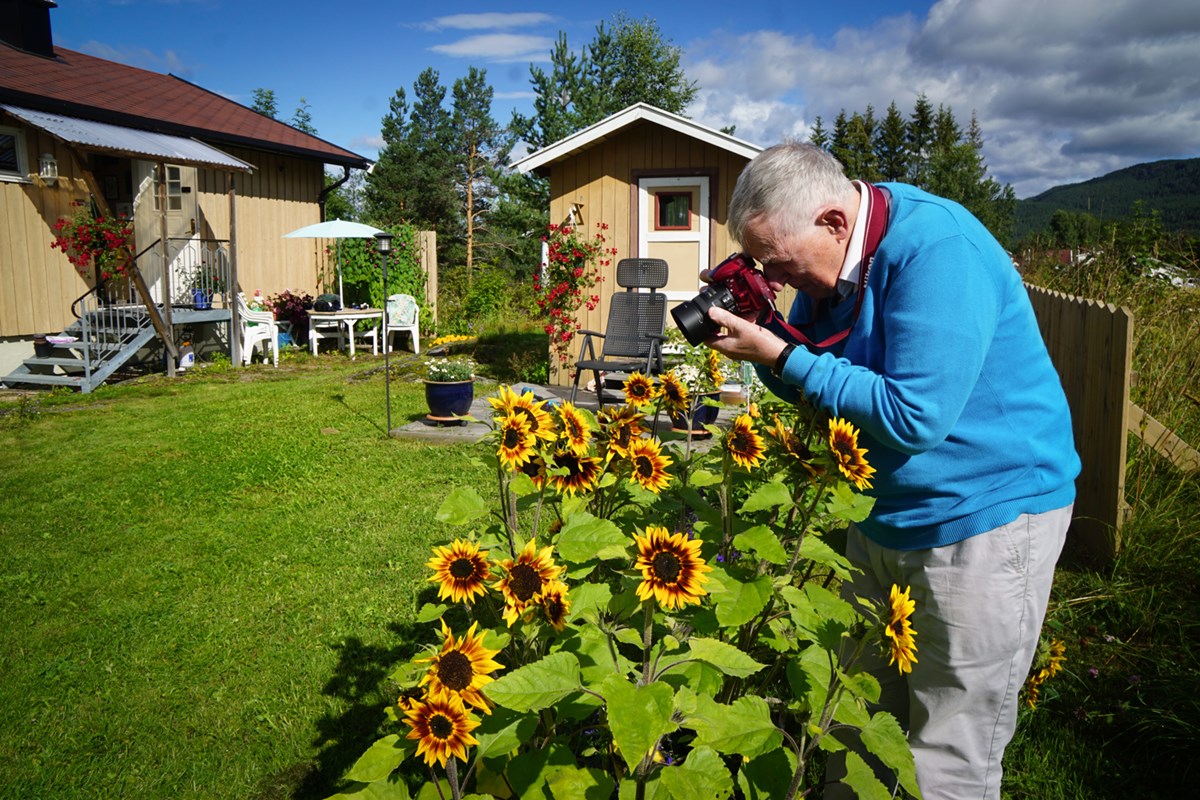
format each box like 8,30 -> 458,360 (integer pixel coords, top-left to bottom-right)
836,180 -> 871,298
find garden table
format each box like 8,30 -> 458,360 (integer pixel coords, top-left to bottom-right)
307,308 -> 383,357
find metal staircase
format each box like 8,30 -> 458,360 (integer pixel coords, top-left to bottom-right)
3,238 -> 233,393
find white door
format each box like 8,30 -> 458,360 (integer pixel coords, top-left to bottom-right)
637,176 -> 710,318
133,161 -> 198,303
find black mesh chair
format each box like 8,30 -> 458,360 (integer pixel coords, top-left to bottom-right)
570,258 -> 670,407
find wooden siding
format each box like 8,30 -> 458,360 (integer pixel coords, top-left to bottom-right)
1026,283 -> 1133,563
547,121 -> 752,383
0,125 -> 94,336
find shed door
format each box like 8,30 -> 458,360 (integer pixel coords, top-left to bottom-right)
637,177 -> 710,315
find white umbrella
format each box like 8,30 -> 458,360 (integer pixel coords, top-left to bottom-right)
283,219 -> 383,305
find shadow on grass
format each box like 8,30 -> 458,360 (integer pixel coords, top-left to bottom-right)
252,588 -> 450,800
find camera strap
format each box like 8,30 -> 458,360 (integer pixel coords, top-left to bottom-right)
761,182 -> 890,350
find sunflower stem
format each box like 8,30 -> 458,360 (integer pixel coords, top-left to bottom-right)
786,475 -> 829,575
640,602 -> 653,686
446,756 -> 462,800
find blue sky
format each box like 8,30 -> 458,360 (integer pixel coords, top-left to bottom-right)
49,0 -> 1200,197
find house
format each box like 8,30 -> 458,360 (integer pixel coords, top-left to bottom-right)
0,0 -> 369,389
511,102 -> 764,385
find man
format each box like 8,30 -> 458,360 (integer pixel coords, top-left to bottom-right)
703,142 -> 1080,799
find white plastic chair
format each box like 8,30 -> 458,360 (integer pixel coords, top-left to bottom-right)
384,294 -> 420,354
238,293 -> 278,367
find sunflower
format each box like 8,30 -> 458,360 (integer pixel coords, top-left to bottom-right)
404,690 -> 481,767
626,437 -> 673,493
488,384 -> 556,442
496,412 -> 535,470
493,539 -> 564,626
598,404 -> 645,457
540,580 -> 572,631
658,370 -> 690,415
555,401 -> 592,454
725,414 -> 766,469
828,417 -> 877,490
633,525 -> 712,610
417,619 -> 504,713
622,372 -> 658,408
518,452 -> 548,489
1024,638 -> 1067,708
426,539 -> 491,604
548,448 -> 603,496
706,349 -> 724,388
884,584 -> 919,675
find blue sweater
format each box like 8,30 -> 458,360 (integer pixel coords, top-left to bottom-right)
760,183 -> 1080,550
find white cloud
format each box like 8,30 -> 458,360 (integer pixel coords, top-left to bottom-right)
430,33 -> 556,63
78,41 -> 192,77
682,0 -> 1200,197
424,13 -> 556,31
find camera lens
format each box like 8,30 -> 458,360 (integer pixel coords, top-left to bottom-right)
671,284 -> 734,346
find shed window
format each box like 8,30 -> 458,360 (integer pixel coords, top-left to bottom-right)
0,126 -> 30,182
655,192 -> 692,230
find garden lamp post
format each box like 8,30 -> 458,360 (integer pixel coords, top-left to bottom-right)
375,231 -> 394,435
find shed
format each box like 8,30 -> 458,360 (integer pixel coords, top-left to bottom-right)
512,103 -> 762,384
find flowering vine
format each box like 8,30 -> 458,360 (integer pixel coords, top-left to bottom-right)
533,222 -> 612,369
50,200 -> 134,283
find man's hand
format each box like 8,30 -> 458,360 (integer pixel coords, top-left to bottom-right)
704,306 -> 789,368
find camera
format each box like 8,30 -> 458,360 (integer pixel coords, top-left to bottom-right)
670,253 -> 777,345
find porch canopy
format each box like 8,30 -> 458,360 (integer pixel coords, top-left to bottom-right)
1,104 -> 254,172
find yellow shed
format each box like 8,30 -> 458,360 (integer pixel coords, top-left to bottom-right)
512,103 -> 762,385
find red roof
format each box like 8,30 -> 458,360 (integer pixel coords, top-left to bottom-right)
0,42 -> 367,167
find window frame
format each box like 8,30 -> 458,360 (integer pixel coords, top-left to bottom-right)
0,125 -> 32,183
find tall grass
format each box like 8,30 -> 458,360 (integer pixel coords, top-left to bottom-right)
1007,243 -> 1200,798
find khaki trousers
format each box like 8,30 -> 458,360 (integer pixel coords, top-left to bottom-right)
825,505 -> 1072,800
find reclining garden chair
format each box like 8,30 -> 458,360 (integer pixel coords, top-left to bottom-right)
570,257 -> 669,407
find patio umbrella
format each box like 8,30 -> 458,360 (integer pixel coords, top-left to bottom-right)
283,219 -> 383,305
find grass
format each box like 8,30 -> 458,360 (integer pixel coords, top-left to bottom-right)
0,353 -> 494,799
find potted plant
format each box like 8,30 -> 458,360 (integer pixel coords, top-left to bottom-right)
186,264 -> 226,310
423,357 -> 476,423
661,332 -> 732,436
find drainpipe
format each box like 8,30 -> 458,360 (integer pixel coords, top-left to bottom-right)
318,165 -> 351,222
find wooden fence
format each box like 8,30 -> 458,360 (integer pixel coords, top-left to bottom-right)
1025,284 -> 1133,564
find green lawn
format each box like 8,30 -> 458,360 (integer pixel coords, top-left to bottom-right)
0,358 -> 488,799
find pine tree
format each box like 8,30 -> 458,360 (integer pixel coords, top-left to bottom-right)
809,115 -> 829,150
451,66 -> 510,287
875,102 -> 908,181
907,94 -> 934,185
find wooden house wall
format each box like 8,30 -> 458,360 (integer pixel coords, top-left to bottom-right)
546,121 -> 754,384
0,124 -> 93,337
195,146 -> 327,298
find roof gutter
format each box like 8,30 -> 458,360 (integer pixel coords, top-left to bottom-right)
318,165 -> 352,222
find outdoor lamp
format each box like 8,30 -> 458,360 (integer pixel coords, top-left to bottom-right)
376,231 -> 394,435
39,153 -> 58,186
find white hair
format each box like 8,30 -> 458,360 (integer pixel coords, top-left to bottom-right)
729,142 -> 855,244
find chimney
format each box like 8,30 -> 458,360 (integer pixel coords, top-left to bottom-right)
0,0 -> 58,58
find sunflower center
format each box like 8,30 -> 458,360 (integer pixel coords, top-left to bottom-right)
517,408 -> 540,432
545,596 -> 565,620
502,426 -> 522,448
615,427 -> 632,448
509,563 -> 542,601
832,438 -> 854,459
449,557 -> 476,579
437,650 -> 474,690
652,551 -> 682,584
633,455 -> 654,479
429,712 -> 454,739
731,431 -> 751,451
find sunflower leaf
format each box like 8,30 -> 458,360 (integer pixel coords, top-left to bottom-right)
656,745 -> 735,799
686,637 -> 765,678
545,765 -> 617,799
826,482 -> 875,522
798,534 -> 854,579
487,651 -> 581,712
599,675 -> 677,772
707,567 -> 772,628
840,751 -> 893,800
435,486 -> 490,525
686,694 -> 782,759
861,711 -> 922,798
474,706 -> 539,760
732,525 -> 788,565
415,602 -> 449,624
688,469 -> 723,487
555,513 -> 629,564
344,734 -> 408,784
736,748 -> 798,800
739,480 -> 793,513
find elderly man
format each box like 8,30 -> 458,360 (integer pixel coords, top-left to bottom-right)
703,142 -> 1080,799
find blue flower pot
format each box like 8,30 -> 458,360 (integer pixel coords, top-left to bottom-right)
670,392 -> 721,436
424,380 -> 474,424
192,288 -> 211,310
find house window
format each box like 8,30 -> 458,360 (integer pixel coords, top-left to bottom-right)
153,165 -> 183,211
0,126 -> 30,182
655,191 -> 692,230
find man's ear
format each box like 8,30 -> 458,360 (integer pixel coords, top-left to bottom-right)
816,206 -> 851,240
